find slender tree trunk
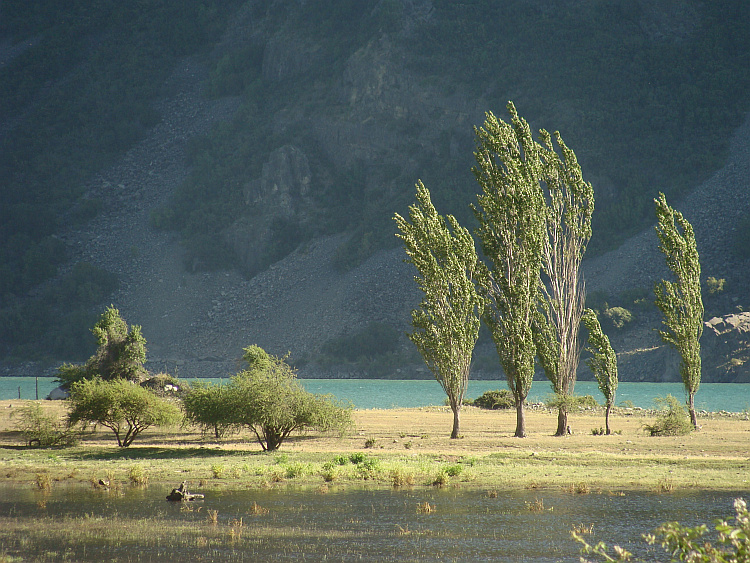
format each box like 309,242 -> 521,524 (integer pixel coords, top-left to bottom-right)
514,401 -> 526,438
555,405 -> 568,436
451,404 -> 461,439
605,404 -> 611,435
688,392 -> 698,429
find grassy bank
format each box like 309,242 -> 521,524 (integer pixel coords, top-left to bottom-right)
1,400 -> 748,493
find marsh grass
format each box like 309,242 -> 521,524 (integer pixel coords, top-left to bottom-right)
525,498 -> 546,513
416,501 -> 435,514
569,481 -> 591,494
127,464 -> 148,486
206,509 -> 219,524
35,473 -> 51,492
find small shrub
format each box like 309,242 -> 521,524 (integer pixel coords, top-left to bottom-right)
472,389 -> 515,409
390,467 -> 415,487
284,462 -> 308,479
211,464 -> 225,479
404,441 -> 412,449
603,306 -> 633,329
321,464 -> 339,482
432,471 -> 449,487
14,403 -> 77,448
128,464 -> 148,486
706,276 -> 726,295
591,427 -> 605,436
349,452 -> 367,464
364,437 -> 377,448
570,482 -> 591,494
445,464 -> 463,477
331,454 -> 349,466
644,395 -> 693,436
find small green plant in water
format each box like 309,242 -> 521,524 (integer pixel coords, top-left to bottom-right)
128,464 -> 148,485
35,473 -> 52,492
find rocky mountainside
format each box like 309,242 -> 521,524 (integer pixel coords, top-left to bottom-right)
3,1 -> 750,384
39,45 -> 750,383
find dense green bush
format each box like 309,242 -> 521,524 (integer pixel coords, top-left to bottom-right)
603,306 -> 633,329
472,389 -> 515,410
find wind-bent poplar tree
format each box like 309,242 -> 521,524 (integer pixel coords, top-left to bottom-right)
533,130 -> 594,436
581,308 -> 618,435
395,181 -> 484,439
472,102 -> 546,438
653,192 -> 703,429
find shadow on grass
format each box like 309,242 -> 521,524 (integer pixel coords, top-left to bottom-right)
73,446 -> 270,461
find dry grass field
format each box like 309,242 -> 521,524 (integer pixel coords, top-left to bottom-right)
1,400 -> 748,493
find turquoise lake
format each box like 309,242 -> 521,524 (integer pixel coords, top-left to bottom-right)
2,377 -> 748,412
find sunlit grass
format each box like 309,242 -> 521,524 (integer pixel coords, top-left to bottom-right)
1,403 -> 748,492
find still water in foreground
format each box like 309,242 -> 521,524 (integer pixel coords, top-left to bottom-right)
0,484 -> 745,562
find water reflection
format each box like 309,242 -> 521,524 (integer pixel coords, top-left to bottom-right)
0,484 -> 744,562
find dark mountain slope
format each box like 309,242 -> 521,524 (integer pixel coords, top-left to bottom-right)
2,0 -> 750,383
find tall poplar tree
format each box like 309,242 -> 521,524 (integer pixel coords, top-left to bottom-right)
395,181 -> 484,439
582,308 -> 618,435
654,192 -> 703,429
472,102 -> 546,438
533,130 -> 594,436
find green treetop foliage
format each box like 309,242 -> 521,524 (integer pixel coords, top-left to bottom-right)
471,102 -> 547,438
395,180 -> 484,439
67,378 -> 182,447
533,127 -> 595,436
653,192 -> 703,428
225,346 -> 353,451
56,306 -> 148,390
582,308 -> 618,435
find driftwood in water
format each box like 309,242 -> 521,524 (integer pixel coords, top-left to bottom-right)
166,481 -> 204,502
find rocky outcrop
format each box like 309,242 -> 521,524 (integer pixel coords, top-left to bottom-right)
226,145 -> 314,275
702,313 -> 750,383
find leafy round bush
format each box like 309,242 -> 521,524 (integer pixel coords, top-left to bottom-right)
472,389 -> 515,410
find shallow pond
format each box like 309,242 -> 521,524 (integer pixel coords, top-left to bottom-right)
0,484 -> 745,561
